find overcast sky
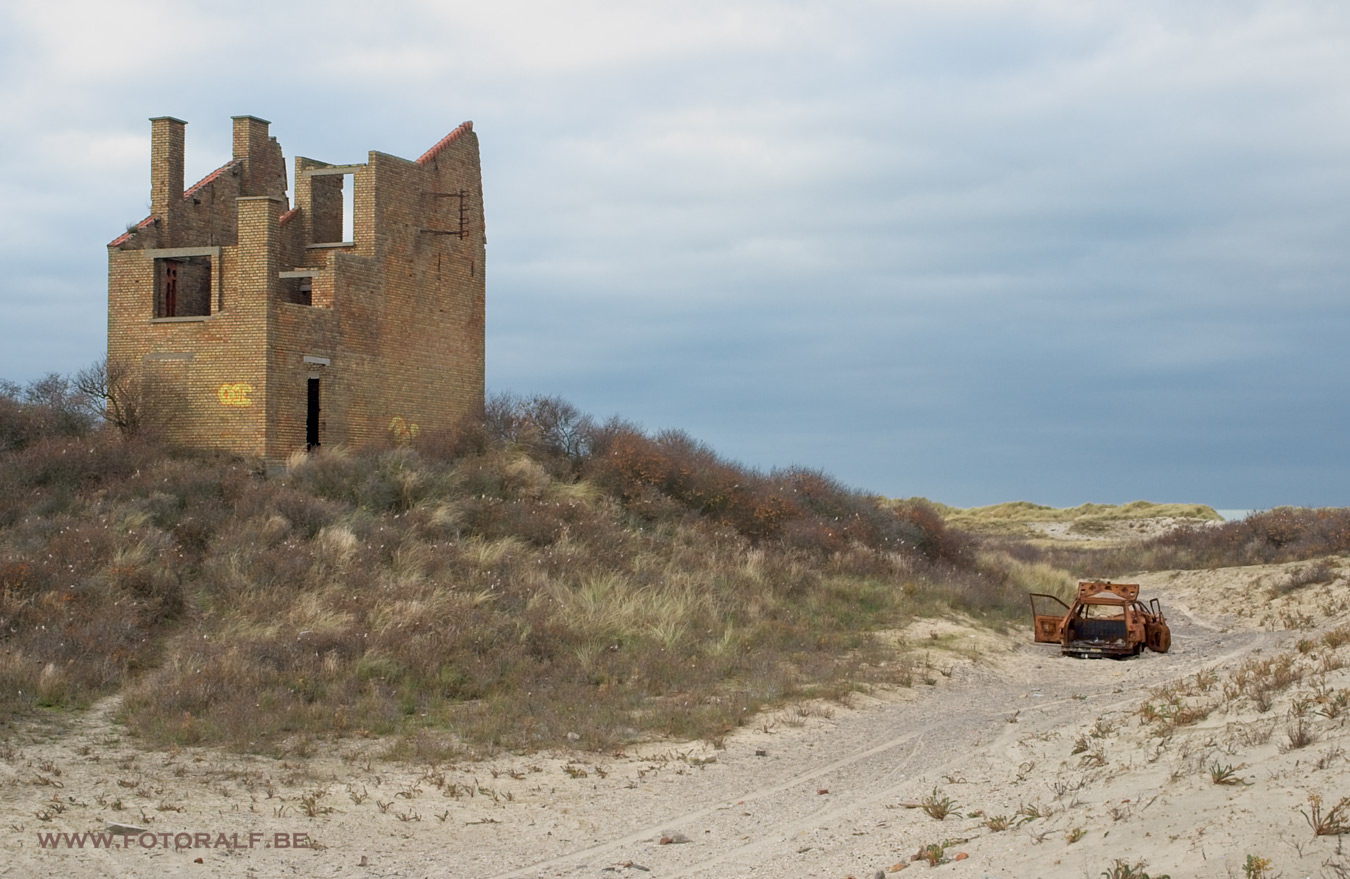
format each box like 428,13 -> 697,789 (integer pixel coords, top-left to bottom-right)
2,0 -> 1348,508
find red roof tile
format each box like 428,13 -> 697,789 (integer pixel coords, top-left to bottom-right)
185,159 -> 243,198
109,159 -> 247,248
417,121 -> 473,167
108,215 -> 155,248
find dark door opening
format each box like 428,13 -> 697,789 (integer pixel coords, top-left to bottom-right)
306,378 -> 321,450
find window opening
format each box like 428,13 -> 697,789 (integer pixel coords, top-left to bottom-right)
311,171 -> 356,244
342,175 -> 354,243
281,276 -> 313,306
155,256 -> 211,317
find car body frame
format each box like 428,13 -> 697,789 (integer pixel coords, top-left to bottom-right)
1030,580 -> 1171,658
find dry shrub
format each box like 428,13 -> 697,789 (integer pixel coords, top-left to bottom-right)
412,414 -> 491,462
0,433 -> 157,526
119,484 -> 922,752
2,392 -> 1012,751
1105,508 -> 1350,574
481,393 -> 594,479
1304,794 -> 1350,836
0,517 -> 182,720
586,425 -> 967,566
0,375 -> 94,452
589,428 -> 755,526
1270,560 -> 1339,597
1009,507 -> 1350,580
1325,625 -> 1350,650
1224,653 -> 1308,714
287,447 -> 441,512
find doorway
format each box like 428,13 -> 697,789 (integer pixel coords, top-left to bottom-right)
306,378 -> 320,450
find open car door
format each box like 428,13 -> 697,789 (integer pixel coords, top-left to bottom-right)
1144,598 -> 1171,653
1028,593 -> 1070,643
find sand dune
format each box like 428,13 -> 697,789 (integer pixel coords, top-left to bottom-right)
4,552 -> 1347,878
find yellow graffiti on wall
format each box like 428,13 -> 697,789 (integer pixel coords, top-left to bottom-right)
217,383 -> 254,407
389,416 -> 420,442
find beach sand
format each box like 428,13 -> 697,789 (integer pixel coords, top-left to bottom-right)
3,531 -> 1346,878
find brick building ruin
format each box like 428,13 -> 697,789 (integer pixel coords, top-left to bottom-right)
107,115 -> 485,463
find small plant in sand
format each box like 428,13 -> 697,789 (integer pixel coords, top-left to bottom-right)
982,814 -> 1012,832
1282,715 -> 1317,752
1313,682 -> 1350,719
1303,793 -> 1350,836
1079,748 -> 1107,768
1227,653 -> 1307,714
1137,691 -> 1214,737
919,842 -> 948,866
1316,746 -> 1345,770
1243,854 -> 1273,879
1015,800 -> 1053,824
1100,859 -> 1169,879
1324,624 -> 1350,650
299,788 -> 333,817
920,787 -> 959,820
1208,763 -> 1249,786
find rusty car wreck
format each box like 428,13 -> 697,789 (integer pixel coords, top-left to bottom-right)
1030,580 -> 1171,658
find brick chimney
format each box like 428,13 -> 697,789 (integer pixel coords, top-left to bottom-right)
232,115 -> 272,197
149,116 -> 186,220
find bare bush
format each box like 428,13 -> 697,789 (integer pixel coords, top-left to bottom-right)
1,388 -> 1023,751
0,373 -> 94,451
73,356 -> 143,436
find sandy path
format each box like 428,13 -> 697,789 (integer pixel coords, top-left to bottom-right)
3,560 -> 1346,879
476,603 -> 1280,879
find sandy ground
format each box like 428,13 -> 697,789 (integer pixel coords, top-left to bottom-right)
1026,516 -> 1216,543
4,546 -> 1350,878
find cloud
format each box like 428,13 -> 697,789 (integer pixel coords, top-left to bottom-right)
2,0 -> 1349,506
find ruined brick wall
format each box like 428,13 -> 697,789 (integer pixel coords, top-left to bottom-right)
108,242 -> 268,453
107,116 -> 286,456
341,133 -> 485,451
108,116 -> 485,463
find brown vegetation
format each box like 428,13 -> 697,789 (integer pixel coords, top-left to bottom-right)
997,506 -> 1350,577
6,376 -> 1349,764
0,389 -> 1037,755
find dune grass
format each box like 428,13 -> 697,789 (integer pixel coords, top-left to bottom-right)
923,500 -> 1220,536
1023,507 -> 1350,577
5,384 -> 1344,757
0,393 -> 1046,755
